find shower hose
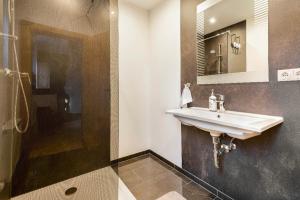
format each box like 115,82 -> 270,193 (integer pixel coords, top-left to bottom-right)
10,0 -> 30,134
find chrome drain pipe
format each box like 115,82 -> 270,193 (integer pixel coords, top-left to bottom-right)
211,135 -> 237,168
212,136 -> 220,168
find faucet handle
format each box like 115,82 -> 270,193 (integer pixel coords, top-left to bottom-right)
216,94 -> 225,101
219,95 -> 225,101
184,83 -> 191,88
231,143 -> 236,150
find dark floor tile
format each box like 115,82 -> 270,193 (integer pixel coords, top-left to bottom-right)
118,157 -> 155,173
183,191 -> 216,200
130,171 -> 185,200
192,179 -> 219,196
118,156 -> 216,200
182,181 -> 215,198
131,163 -> 171,180
149,154 -> 175,170
118,154 -> 150,167
118,169 -> 143,188
171,169 -> 192,185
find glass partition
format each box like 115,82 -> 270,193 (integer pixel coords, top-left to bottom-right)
2,0 -> 114,197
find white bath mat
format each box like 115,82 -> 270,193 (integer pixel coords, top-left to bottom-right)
156,191 -> 186,200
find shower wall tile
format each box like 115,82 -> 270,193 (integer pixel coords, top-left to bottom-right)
181,0 -> 300,199
82,32 -> 110,149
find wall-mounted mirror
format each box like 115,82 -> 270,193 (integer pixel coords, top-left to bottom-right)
196,0 -> 268,84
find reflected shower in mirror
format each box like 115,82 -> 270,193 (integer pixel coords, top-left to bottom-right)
196,0 -> 269,84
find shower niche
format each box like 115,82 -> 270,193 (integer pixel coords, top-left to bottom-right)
196,0 -> 269,84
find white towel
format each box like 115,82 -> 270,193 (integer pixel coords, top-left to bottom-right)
180,83 -> 192,107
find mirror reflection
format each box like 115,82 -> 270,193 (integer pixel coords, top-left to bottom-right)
196,0 -> 268,83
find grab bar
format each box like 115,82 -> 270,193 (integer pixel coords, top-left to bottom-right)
0,68 -> 31,85
0,32 -> 18,40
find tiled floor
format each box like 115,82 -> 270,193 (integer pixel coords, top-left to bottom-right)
12,167 -> 135,200
12,146 -> 110,196
9,154 -> 219,200
116,154 -> 218,200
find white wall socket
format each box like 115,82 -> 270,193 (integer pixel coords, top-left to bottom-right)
293,68 -> 300,80
278,69 -> 293,81
278,68 -> 300,82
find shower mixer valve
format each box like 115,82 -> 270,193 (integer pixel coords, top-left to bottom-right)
0,68 -> 12,76
0,67 -> 31,85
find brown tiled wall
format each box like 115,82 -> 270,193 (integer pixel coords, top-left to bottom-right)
181,0 -> 300,199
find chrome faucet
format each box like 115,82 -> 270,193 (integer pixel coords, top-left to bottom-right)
216,94 -> 225,112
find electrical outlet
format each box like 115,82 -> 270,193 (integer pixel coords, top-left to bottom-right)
278,68 -> 300,81
293,68 -> 300,80
278,69 -> 293,81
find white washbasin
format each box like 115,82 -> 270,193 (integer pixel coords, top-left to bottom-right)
166,107 -> 284,140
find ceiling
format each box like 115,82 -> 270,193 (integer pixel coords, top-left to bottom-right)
122,0 -> 164,10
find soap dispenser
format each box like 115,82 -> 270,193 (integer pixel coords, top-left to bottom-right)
209,89 -> 217,112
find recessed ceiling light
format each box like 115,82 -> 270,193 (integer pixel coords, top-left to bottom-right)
209,17 -> 216,24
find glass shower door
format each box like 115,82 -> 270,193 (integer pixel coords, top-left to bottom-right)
9,0 -> 112,197
1,0 -> 117,198
0,0 -> 15,199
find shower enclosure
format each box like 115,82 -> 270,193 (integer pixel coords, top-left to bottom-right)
0,0 -> 116,198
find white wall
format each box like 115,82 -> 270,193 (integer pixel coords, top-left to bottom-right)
149,0 -> 181,167
119,0 -> 182,167
246,17 -> 268,72
119,1 -> 151,158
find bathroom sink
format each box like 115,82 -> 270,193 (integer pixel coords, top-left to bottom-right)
166,107 -> 283,140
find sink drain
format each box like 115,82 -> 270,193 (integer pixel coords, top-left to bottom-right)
65,187 -> 77,196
